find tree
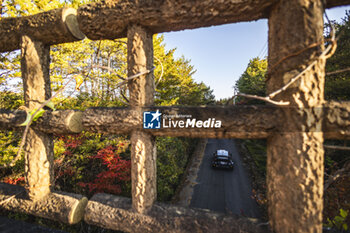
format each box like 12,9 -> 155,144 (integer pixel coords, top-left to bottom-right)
154,36 -> 215,106
234,57 -> 267,104
234,12 -> 350,103
325,10 -> 350,101
0,0 -> 67,90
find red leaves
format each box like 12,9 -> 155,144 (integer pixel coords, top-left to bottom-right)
3,176 -> 25,185
78,144 -> 131,195
56,167 -> 74,178
54,134 -> 131,195
57,134 -> 84,150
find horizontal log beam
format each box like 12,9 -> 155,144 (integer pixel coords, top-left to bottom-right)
0,109 -> 27,128
0,0 -> 348,52
77,0 -> 274,40
84,193 -> 268,233
83,104 -> 350,139
1,103 -> 350,139
0,0 -> 350,52
0,106 -> 277,138
0,183 -> 87,224
83,106 -> 277,138
0,7 -> 85,52
0,109 -> 83,134
77,0 -> 350,40
35,110 -> 83,134
326,0 -> 350,8
323,101 -> 350,139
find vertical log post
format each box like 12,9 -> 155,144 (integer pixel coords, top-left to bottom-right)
267,1 -> 325,232
127,25 -> 156,214
21,35 -> 54,200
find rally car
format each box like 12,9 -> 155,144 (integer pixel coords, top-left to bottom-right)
211,149 -> 234,170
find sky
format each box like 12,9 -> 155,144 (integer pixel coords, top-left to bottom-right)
161,6 -> 350,100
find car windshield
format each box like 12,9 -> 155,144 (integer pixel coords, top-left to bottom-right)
216,156 -> 229,161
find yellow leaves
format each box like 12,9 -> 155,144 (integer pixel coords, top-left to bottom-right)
74,74 -> 84,91
2,0 -> 63,17
161,98 -> 179,106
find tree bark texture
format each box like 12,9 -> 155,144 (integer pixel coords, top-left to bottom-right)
323,101 -> 350,139
84,193 -> 268,233
80,104 -> 350,139
267,1 -> 325,232
2,104 -> 350,139
0,183 -> 87,224
0,7 -> 85,52
83,106 -> 277,138
21,35 -> 53,200
77,0 -> 274,40
128,25 -> 156,214
326,0 -> 350,8
127,25 -> 154,107
77,0 -> 349,40
34,110 -> 83,134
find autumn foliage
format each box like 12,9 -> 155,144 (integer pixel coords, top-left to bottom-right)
3,176 -> 25,185
78,145 -> 131,195
53,133 -> 131,196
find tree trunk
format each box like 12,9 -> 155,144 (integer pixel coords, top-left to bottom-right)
21,35 -> 53,200
128,25 -> 156,214
267,0 -> 325,232
0,8 -> 84,52
106,55 -> 111,101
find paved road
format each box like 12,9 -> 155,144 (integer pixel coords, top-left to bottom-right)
190,139 -> 260,218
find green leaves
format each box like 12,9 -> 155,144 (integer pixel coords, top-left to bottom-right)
235,57 -> 267,104
20,109 -> 46,126
45,101 -> 56,111
156,137 -> 194,201
325,209 -> 349,231
19,101 -> 56,126
340,208 -> 348,218
325,11 -> 350,101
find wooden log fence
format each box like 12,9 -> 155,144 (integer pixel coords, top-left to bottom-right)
0,1 -> 350,232
84,194 -> 266,233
